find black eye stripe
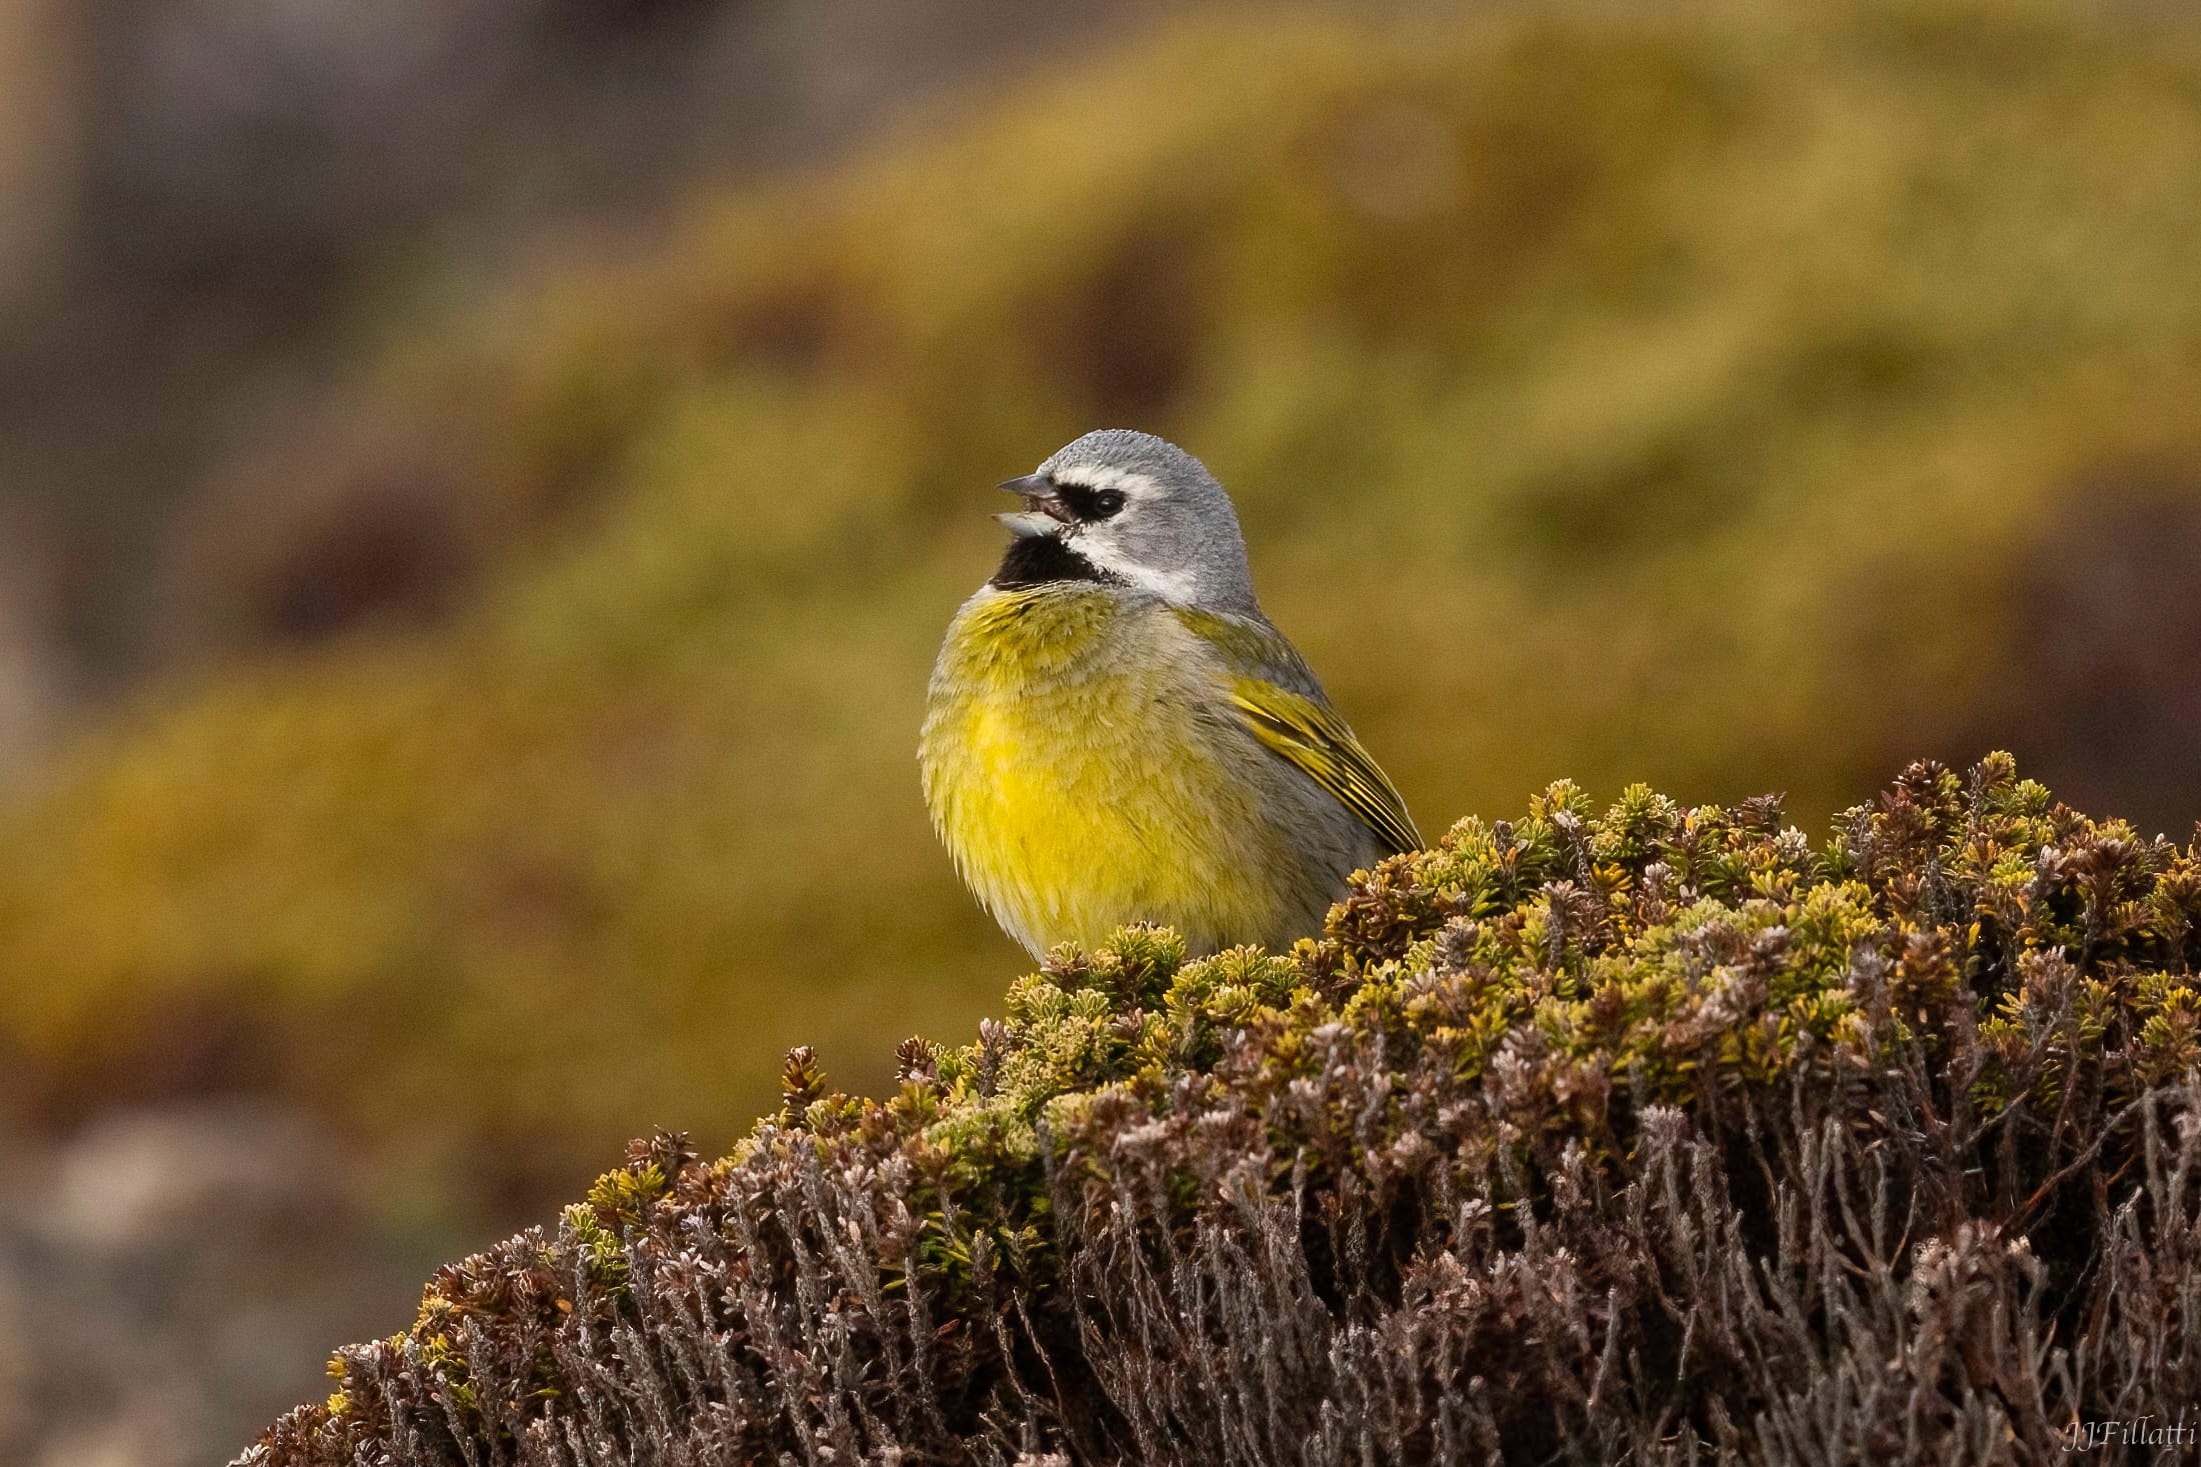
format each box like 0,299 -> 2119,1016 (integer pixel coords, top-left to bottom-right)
1053,479 -> 1128,521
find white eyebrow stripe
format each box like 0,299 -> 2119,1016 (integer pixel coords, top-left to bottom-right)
1051,465 -> 1154,495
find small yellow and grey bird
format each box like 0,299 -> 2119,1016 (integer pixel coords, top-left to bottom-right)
920,429 -> 1421,958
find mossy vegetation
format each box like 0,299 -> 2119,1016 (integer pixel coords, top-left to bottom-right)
240,757 -> 2201,1464
10,0 -> 2201,1193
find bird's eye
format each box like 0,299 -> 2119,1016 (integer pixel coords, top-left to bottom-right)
1089,489 -> 1127,519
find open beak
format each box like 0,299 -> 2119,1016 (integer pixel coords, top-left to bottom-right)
994,473 -> 1076,538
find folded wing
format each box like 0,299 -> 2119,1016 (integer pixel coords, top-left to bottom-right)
1175,607 -> 1423,857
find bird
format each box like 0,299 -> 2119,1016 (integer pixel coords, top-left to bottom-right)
920,429 -> 1421,959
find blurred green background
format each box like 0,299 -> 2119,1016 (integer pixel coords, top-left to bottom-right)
3,1 -> 2201,1461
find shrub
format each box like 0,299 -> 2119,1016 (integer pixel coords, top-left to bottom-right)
239,756 -> 2201,1465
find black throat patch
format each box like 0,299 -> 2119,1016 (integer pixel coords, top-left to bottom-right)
990,535 -> 1116,589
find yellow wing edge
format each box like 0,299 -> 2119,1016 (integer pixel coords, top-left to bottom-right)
1230,680 -> 1424,857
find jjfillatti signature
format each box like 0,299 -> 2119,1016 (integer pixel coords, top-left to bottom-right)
2060,1416 -> 2196,1454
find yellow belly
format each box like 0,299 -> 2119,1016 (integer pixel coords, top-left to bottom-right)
920,586 -> 1312,956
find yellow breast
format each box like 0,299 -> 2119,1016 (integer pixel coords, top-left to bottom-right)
919,585 -> 1308,956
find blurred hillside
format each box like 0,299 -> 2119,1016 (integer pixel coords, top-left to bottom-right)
9,0 -> 2201,1182
0,0 -> 1156,684
8,2 -> 2201,1457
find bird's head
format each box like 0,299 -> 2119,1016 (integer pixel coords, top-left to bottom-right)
990,429 -> 1258,612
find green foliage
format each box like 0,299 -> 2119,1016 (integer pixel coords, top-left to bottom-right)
10,0 -> 2201,1191
244,757 -> 2201,1464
